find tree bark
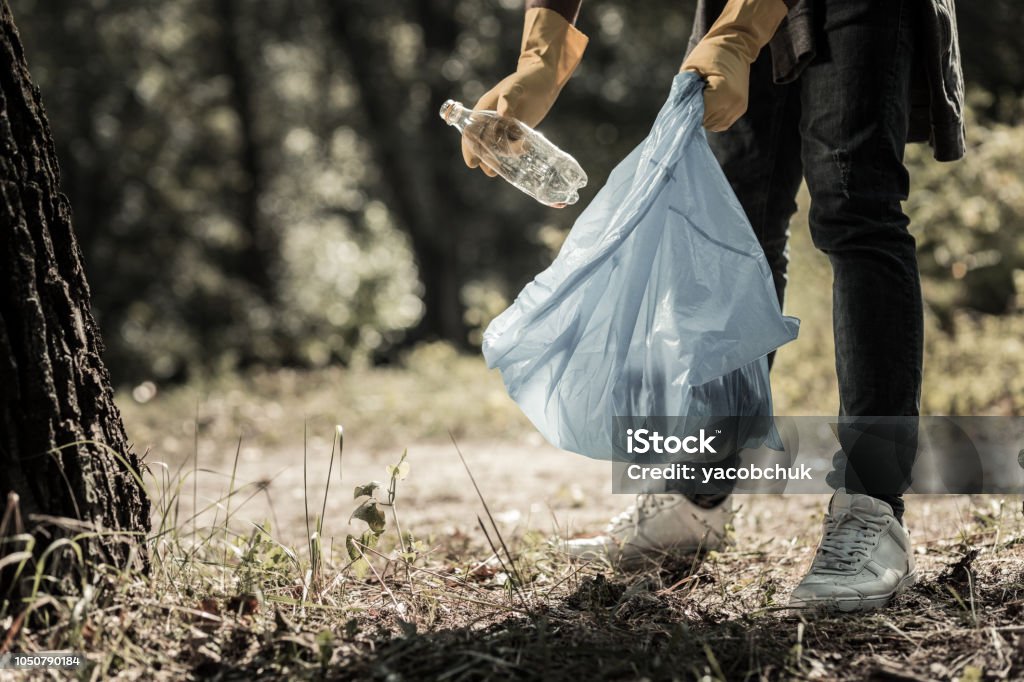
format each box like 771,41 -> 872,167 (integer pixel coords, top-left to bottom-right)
0,0 -> 149,597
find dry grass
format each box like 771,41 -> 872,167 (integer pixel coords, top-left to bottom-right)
4,415 -> 1024,681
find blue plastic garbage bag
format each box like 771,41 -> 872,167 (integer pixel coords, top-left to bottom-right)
482,72 -> 800,459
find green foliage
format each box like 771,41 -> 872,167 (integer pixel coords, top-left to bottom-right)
907,92 -> 1024,321
6,0 -> 711,384
352,482 -> 383,500
345,450 -> 411,573
899,92 -> 1024,415
350,500 -> 386,534
9,0 -> 1024,389
12,0 -> 422,383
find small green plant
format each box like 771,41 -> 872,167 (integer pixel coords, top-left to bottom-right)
346,450 -> 411,575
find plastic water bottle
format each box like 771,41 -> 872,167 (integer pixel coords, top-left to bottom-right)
440,100 -> 587,208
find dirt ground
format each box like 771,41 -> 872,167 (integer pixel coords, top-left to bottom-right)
107,322 -> 1024,681
157,427 -> 1002,569
125,399 -> 1024,680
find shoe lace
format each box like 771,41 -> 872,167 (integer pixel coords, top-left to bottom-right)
812,508 -> 886,573
605,494 -> 671,533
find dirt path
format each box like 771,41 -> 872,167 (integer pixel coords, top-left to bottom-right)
134,420 -> 1024,680
165,431 -> 1006,591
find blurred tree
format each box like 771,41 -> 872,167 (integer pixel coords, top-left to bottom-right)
216,0 -> 278,302
327,0 -> 698,348
4,0 -> 700,379
0,0 -> 148,596
330,0 -> 470,346
955,2 -> 1024,121
907,95 -> 1024,328
11,0 -> 427,381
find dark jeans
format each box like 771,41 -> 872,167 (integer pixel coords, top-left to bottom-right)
706,0 -> 922,519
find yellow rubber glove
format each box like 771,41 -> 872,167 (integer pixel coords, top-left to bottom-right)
464,8 -> 588,177
680,0 -> 788,132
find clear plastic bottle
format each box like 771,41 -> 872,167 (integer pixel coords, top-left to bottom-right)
440,100 -> 587,208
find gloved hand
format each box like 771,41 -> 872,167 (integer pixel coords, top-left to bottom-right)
680,0 -> 788,132
464,8 -> 588,177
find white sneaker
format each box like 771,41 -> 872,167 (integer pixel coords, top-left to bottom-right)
563,494 -> 731,569
789,489 -> 916,612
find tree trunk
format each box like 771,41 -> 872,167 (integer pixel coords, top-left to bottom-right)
0,0 -> 149,598
329,0 -> 470,348
216,0 -> 278,305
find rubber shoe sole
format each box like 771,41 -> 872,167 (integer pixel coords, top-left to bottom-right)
788,570 -> 918,612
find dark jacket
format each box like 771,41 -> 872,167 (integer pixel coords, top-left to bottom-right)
688,0 -> 966,161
